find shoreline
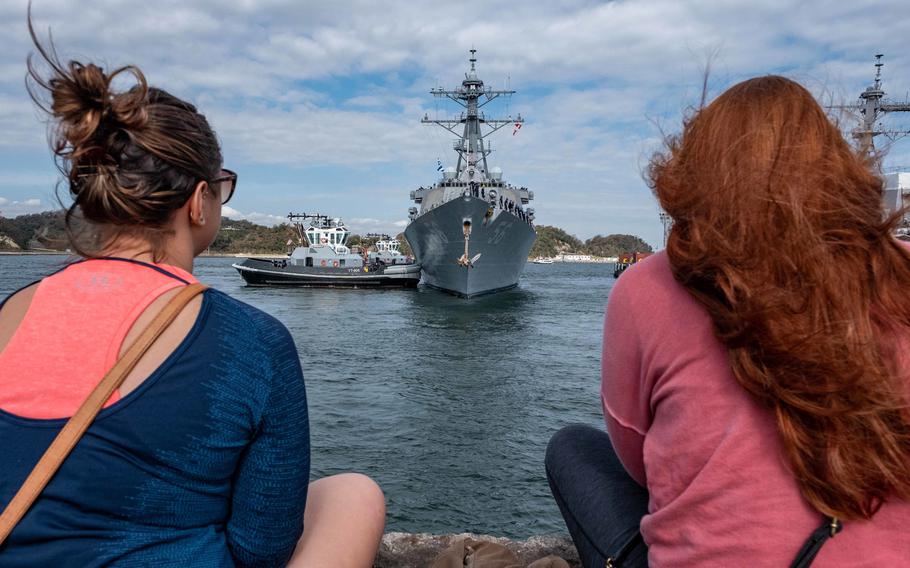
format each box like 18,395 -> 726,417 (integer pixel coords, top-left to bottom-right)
0,251 -> 285,258
0,250 -> 620,264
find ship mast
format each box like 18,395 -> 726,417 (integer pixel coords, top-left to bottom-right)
833,54 -> 910,154
421,49 -> 521,177
287,212 -> 329,242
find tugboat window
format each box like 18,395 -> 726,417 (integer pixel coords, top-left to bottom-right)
306,257 -> 313,267
340,259 -> 345,267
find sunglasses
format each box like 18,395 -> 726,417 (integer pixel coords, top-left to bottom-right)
209,168 -> 237,205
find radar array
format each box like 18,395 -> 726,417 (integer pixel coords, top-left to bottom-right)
658,54 -> 910,245
831,54 -> 910,153
421,49 -> 521,176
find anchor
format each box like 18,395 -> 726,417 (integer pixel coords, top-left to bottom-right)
457,219 -> 481,268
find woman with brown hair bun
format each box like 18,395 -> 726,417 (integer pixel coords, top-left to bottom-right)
0,16 -> 385,567
546,76 -> 910,567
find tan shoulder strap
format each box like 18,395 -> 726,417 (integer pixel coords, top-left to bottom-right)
0,283 -> 208,546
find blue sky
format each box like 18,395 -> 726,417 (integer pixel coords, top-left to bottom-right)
2,0 -> 910,248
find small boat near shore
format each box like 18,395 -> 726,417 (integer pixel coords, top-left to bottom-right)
532,257 -> 554,264
613,251 -> 652,278
233,213 -> 421,288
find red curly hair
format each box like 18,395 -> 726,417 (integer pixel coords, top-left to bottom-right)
649,75 -> 910,520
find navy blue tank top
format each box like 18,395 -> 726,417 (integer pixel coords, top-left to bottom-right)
0,262 -> 310,567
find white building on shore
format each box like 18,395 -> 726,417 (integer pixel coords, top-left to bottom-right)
884,172 -> 910,219
553,253 -> 616,263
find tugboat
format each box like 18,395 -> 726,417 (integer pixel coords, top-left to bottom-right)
233,213 -> 421,288
365,233 -> 411,265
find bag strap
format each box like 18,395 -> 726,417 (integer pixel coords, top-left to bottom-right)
789,516 -> 842,568
0,283 -> 208,546
599,514 -> 841,568
605,530 -> 645,568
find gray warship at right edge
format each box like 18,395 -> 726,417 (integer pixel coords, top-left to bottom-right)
405,195 -> 536,297
405,50 -> 538,298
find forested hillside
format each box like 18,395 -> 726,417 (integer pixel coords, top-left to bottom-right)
529,226 -> 652,258
0,211 -> 651,257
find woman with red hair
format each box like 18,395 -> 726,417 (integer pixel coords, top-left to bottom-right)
546,76 -> 910,567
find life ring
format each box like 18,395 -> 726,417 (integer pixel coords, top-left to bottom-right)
332,260 -> 339,267
321,237 -> 328,244
320,260 -> 327,267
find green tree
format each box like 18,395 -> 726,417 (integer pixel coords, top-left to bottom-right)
209,218 -> 297,253
346,234 -> 362,248
584,234 -> 653,257
528,225 -> 584,258
396,233 -> 413,256
0,210 -> 68,249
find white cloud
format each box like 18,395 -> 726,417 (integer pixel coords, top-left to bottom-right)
3,0 -> 910,247
244,212 -> 287,226
221,209 -> 405,233
221,205 -> 287,226
0,197 -> 53,218
345,217 -> 409,235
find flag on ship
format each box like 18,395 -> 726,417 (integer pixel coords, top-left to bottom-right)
512,122 -> 522,135
436,158 -> 443,171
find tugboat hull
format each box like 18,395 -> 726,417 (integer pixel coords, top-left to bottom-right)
233,258 -> 420,288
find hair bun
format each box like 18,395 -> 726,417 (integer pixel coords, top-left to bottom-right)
49,61 -> 148,157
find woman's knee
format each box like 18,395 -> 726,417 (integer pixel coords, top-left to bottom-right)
343,473 -> 385,515
314,473 -> 386,524
546,423 -> 605,473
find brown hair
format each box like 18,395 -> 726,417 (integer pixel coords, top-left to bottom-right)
25,13 -> 222,259
649,76 -> 910,520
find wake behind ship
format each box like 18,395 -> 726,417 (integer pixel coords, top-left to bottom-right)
405,50 -> 537,298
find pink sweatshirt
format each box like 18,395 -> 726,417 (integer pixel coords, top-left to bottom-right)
602,251 -> 910,567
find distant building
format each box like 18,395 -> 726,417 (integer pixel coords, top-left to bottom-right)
557,253 -> 593,262
883,171 -> 910,221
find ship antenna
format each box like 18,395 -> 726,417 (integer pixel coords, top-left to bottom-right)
874,53 -> 884,90
826,54 -> 910,154
422,48 -> 519,177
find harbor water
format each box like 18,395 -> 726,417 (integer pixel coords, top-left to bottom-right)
0,255 -> 615,538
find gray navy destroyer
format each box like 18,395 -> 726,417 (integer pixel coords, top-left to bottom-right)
405,50 -> 537,297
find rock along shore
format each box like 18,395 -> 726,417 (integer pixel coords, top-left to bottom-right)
374,533 -> 580,568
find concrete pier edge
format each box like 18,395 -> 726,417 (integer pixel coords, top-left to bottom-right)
374,532 -> 581,567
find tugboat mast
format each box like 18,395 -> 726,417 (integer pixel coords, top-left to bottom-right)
421,49 -> 522,177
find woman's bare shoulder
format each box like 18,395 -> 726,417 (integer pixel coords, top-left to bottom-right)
0,283 -> 40,353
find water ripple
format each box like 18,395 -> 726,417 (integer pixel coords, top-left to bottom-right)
1,255 -> 614,538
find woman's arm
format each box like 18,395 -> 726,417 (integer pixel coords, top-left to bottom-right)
227,324 -> 310,567
601,275 -> 651,487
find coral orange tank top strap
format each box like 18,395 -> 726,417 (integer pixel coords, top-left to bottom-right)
0,257 -> 198,419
